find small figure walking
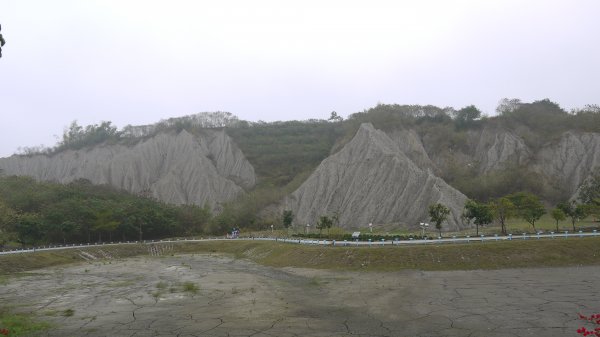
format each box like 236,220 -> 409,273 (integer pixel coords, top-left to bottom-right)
0,24 -> 5,58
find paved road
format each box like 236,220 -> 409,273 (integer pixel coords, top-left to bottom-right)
1,231 -> 599,255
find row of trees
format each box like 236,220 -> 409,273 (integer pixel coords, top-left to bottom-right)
280,210 -> 340,236
462,192 -> 547,235
429,175 -> 600,236
17,112 -> 243,156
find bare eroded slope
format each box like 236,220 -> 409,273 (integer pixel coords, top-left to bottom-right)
0,130 -> 255,209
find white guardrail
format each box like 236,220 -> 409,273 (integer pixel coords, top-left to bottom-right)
1,230 -> 599,256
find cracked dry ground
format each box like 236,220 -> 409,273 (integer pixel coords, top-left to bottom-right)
1,254 -> 598,337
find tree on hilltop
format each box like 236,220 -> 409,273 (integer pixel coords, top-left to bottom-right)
454,105 -> 481,129
328,111 -> 343,122
0,24 -> 5,58
496,98 -> 522,115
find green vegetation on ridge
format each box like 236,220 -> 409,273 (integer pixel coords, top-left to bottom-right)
226,120 -> 340,187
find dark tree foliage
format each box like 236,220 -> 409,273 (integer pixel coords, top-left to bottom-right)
463,200 -> 493,236
490,197 -> 515,235
282,210 -> 293,228
444,163 -> 546,202
454,105 -> 482,129
496,98 -> 522,115
558,201 -> 589,232
428,203 -> 450,237
56,121 -> 120,152
496,98 -> 579,149
14,213 -> 43,246
550,207 -> 566,232
0,23 -> 5,58
328,111 -> 343,122
0,176 -> 212,247
345,104 -> 451,133
508,192 -> 546,232
569,106 -> 600,133
316,215 -> 333,236
176,204 -> 212,236
226,120 -> 340,187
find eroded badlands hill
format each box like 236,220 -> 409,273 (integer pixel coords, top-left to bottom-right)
389,126 -> 600,200
0,130 -> 255,210
284,123 -> 468,230
535,132 -> 600,197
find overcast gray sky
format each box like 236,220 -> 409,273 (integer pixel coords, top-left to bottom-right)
1,0 -> 599,157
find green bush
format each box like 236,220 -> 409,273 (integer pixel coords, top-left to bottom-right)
182,282 -> 199,294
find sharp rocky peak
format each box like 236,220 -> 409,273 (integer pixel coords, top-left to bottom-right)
284,123 -> 468,231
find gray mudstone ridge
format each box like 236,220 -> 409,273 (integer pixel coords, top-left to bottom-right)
391,127 -> 530,175
0,129 -> 256,210
469,127 -> 531,173
285,123 -> 468,231
388,129 -> 435,170
535,131 -> 600,198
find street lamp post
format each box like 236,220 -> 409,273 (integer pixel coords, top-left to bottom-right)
419,222 -> 429,239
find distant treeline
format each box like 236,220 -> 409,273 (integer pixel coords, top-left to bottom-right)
16,111 -> 243,155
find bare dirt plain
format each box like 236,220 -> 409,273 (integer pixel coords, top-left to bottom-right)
1,252 -> 598,337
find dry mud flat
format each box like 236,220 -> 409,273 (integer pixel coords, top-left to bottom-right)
1,254 -> 598,337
